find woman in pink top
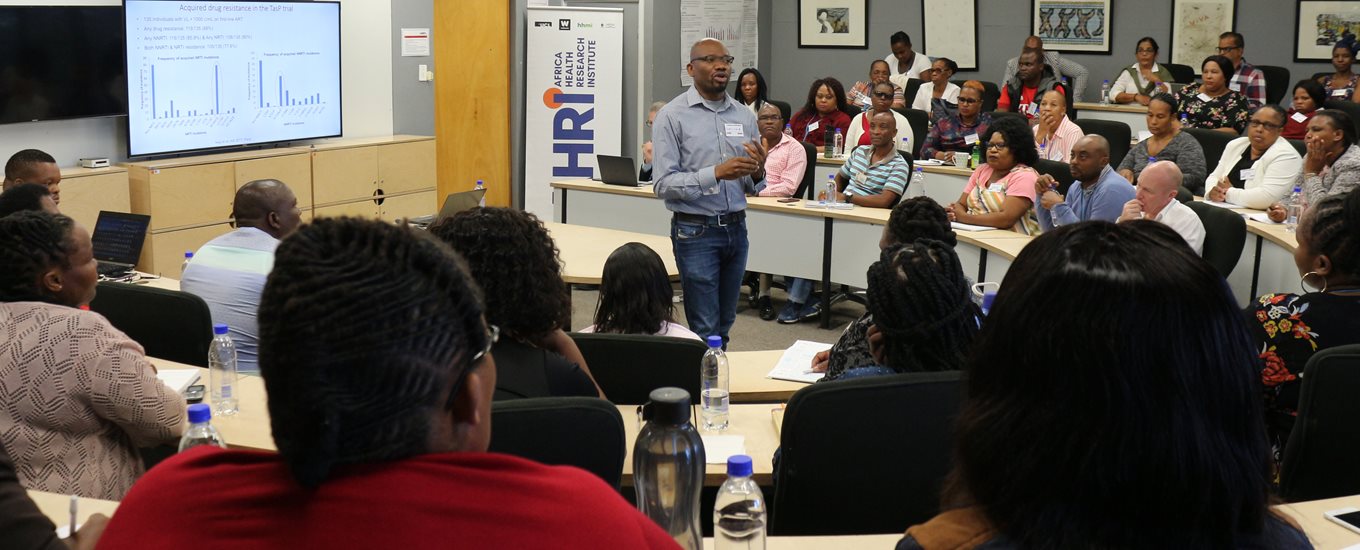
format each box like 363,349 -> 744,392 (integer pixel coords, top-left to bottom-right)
1033,89 -> 1085,163
756,103 -> 807,198
947,116 -> 1041,235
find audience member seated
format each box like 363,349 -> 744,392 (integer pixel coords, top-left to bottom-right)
0,438 -> 107,550
1000,36 -> 1089,102
638,101 -> 666,182
734,67 -> 770,115
1316,43 -> 1359,103
898,221 -> 1309,549
1219,31 -> 1267,108
0,182 -> 59,218
1204,106 -> 1303,209
884,31 -> 932,86
810,197 -> 959,380
1035,135 -> 1134,232
1269,110 -> 1360,221
1033,89 -> 1084,162
95,218 -> 676,550
0,212 -> 184,500
846,82 -> 913,153
1249,190 -> 1360,465
754,103 -> 806,199
910,58 -> 960,115
946,116 -> 1040,235
430,208 -> 602,400
921,81 -> 993,163
1284,80 -> 1327,140
1118,161 -> 1206,254
2,149 -> 60,205
998,47 -> 1067,123
1175,55 -> 1250,135
1108,36 -> 1172,105
1118,93 -> 1208,193
579,242 -> 700,341
789,77 -> 853,149
180,179 -> 302,374
847,60 -> 905,110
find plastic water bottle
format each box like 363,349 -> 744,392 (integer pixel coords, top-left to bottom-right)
823,127 -> 834,158
783,124 -> 793,137
1285,185 -> 1305,232
1179,113 -> 1189,128
981,290 -> 998,316
208,323 -> 239,416
177,403 -> 227,452
181,251 -> 194,273
634,388 -> 705,550
714,455 -> 766,550
1100,80 -> 1111,105
1038,140 -> 1047,160
833,128 -> 844,158
970,143 -> 981,168
822,174 -> 837,206
901,136 -> 910,153
700,335 -> 729,431
907,167 -> 926,198
475,179 -> 486,207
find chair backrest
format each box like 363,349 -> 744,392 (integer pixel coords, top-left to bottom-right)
1311,71 -> 1331,84
901,108 -> 929,158
1183,128 -> 1235,174
771,371 -> 963,536
87,282 -> 213,367
1162,63 -> 1196,84
1287,138 -> 1307,157
1323,99 -> 1360,137
796,141 -> 817,200
488,396 -> 625,490
954,79 -> 1001,113
1185,201 -> 1246,276
1033,159 -> 1076,195
568,332 -> 708,405
1074,118 -> 1133,168
901,78 -> 922,109
989,110 -> 1028,129
1280,344 -> 1360,501
769,99 -> 792,125
1256,65 -> 1291,106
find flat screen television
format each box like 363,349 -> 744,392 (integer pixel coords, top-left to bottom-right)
0,7 -> 127,124
124,0 -> 342,157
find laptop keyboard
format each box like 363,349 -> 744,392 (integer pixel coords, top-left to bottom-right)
97,262 -> 133,278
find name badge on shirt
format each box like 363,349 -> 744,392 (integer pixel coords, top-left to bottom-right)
1291,111 -> 1308,123
1333,89 -> 1350,97
1239,168 -> 1255,181
856,172 -> 868,185
964,133 -> 979,145
1197,93 -> 1212,103
987,183 -> 1005,194
724,123 -> 745,137
806,120 -> 821,133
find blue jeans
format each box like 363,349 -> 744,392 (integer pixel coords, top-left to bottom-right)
671,217 -> 749,345
784,277 -> 814,304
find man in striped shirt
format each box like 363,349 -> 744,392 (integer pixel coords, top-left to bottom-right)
834,111 -> 910,208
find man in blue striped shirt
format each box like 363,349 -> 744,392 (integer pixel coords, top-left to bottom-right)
834,111 -> 909,208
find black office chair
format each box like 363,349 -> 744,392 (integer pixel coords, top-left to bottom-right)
488,396 -> 626,490
1183,128 -> 1235,182
87,282 -> 214,367
1287,138 -> 1307,157
771,371 -> 963,535
769,99 -> 792,125
567,332 -> 707,405
1185,201 -> 1246,277
1280,344 -> 1360,502
1033,159 -> 1076,196
902,108 -> 929,158
990,111 -> 1028,129
1074,118 -> 1132,168
1323,99 -> 1360,137
901,78 -> 922,110
795,141 -> 817,200
1256,65 -> 1291,106
1162,63 -> 1196,84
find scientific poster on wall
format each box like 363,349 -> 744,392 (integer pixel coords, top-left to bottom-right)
680,0 -> 759,86
524,6 -> 623,219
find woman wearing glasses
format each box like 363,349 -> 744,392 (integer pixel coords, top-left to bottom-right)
847,60 -> 905,110
910,58 -> 960,114
1204,106 -> 1303,209
945,116 -> 1041,235
845,81 -> 913,153
920,81 -> 993,163
1108,37 -> 1171,106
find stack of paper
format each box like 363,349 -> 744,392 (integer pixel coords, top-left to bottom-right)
950,221 -> 994,232
766,340 -> 833,383
156,369 -> 201,394
701,435 -> 747,464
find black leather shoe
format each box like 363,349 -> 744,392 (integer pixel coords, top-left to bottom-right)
757,296 -> 775,321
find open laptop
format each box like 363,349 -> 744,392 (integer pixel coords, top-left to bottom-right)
408,188 -> 486,228
593,155 -> 645,187
90,211 -> 151,278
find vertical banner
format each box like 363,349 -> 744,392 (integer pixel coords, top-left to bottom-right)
524,7 -> 623,219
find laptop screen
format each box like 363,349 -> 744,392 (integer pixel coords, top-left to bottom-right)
90,211 -> 151,264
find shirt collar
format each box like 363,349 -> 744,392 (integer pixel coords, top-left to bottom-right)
1076,164 -> 1115,189
686,85 -> 734,112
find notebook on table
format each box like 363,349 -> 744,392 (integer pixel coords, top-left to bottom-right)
90,211 -> 151,278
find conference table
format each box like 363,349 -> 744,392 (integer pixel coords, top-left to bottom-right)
1074,101 -> 1149,135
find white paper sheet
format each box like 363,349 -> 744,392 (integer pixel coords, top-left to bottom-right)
1248,212 -> 1282,224
1200,199 -> 1247,210
156,369 -> 201,394
766,340 -> 832,383
950,221 -> 995,232
701,435 -> 747,464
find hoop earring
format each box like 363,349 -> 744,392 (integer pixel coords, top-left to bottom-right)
1301,271 -> 1328,294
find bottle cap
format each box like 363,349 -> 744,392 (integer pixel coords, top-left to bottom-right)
187,403 -> 212,423
827,174 -> 835,179
706,335 -> 723,349
727,454 -> 753,477
213,323 -> 229,335
184,251 -> 194,258
642,387 -> 692,425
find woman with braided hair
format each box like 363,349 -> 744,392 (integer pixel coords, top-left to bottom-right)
97,217 -> 677,549
0,211 -> 185,500
856,240 -> 979,377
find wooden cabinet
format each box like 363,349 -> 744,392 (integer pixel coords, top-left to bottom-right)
378,190 -> 437,224
59,167 -> 130,232
235,154 -> 314,209
309,135 -> 436,221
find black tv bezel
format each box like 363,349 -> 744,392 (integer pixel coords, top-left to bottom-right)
122,0 -> 343,159
0,5 -> 129,126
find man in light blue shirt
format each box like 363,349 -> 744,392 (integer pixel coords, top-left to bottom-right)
181,179 -> 302,373
653,38 -> 766,345
1035,134 -> 1134,232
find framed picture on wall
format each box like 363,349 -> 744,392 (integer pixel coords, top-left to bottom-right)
923,0 -> 978,70
798,0 -> 868,48
1294,0 -> 1360,61
1169,0 -> 1237,69
1031,0 -> 1112,54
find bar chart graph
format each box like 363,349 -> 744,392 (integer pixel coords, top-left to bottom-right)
255,60 -> 325,108
147,64 -> 237,119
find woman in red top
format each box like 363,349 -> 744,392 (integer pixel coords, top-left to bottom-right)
1283,80 -> 1326,141
788,77 -> 853,148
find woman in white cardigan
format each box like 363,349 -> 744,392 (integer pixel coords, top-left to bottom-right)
1204,105 -> 1302,209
